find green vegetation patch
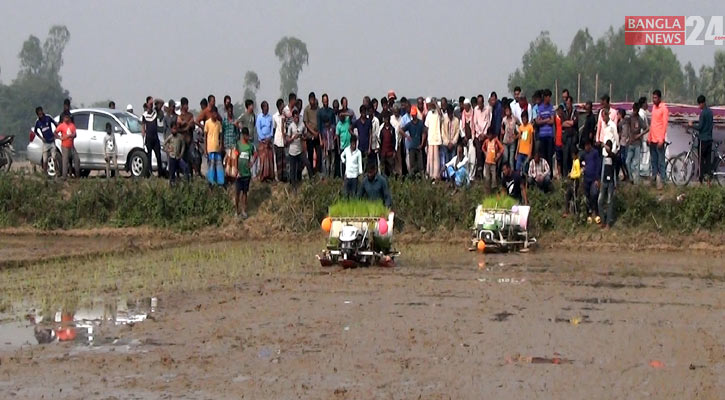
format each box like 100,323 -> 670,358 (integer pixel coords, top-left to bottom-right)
328,199 -> 389,218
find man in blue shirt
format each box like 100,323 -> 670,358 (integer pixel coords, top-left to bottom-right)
353,105 -> 373,164
255,101 -> 275,182
581,140 -> 602,224
489,92 -> 503,140
34,106 -> 58,173
402,106 -> 425,177
691,95 -> 714,183
535,89 -> 555,177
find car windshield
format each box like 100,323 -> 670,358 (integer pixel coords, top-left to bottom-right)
114,113 -> 142,133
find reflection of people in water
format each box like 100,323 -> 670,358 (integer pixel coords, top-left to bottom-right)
34,311 -> 77,344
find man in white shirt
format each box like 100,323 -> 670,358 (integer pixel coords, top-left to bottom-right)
285,109 -> 305,185
272,98 -> 287,182
340,135 -> 363,197
600,111 -> 619,158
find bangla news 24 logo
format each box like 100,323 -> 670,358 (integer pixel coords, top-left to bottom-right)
625,16 -> 725,45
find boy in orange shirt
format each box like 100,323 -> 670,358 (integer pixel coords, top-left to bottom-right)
54,112 -> 80,178
481,126 -> 503,190
515,111 -> 534,172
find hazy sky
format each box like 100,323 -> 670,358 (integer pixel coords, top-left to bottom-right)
0,0 -> 721,110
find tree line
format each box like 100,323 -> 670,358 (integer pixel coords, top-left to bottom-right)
508,26 -> 725,105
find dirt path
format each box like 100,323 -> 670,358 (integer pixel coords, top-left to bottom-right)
0,245 -> 723,399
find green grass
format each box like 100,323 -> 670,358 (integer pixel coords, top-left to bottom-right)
328,199 -> 389,218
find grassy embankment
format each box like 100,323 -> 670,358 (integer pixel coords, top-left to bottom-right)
2,171 -> 724,235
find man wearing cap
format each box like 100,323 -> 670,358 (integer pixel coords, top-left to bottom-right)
126,104 -> 135,115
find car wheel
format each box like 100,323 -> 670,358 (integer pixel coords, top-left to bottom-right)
46,153 -> 61,177
129,150 -> 148,177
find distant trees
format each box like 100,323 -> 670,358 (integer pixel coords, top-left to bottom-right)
275,36 -> 308,98
0,25 -> 71,150
243,70 -> 260,106
506,26 -> 723,104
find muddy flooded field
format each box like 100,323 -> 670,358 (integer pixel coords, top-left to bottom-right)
0,236 -> 723,399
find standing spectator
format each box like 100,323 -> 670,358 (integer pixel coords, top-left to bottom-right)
513,95 -> 532,125
527,152 -> 552,192
163,99 -> 178,140
163,121 -> 189,186
177,97 -> 200,177
34,106 -> 58,173
482,127 -> 504,190
515,111 -> 534,172
54,112 -> 80,178
390,104 -> 404,176
402,106 -> 425,177
637,96 -> 651,179
195,95 -> 215,126
255,101 -> 275,182
511,87 -> 522,122
303,92 -> 321,177
108,101 -> 116,109
424,97 -> 442,181
489,92 -> 503,141
341,135 -> 362,197
322,119 -> 337,178
648,89 -> 669,188
443,104 -> 460,172
236,100 -> 256,144
554,105 -> 564,178
103,122 -> 118,178
235,128 -> 257,219
369,106 -> 381,167
62,98 -> 72,119
581,140 -> 601,224
141,96 -> 164,177
690,95 -> 713,184
561,96 -> 578,176
535,89 -> 555,177
286,109 -> 305,186
399,98 -> 412,175
596,94 -> 619,145
616,109 -> 630,182
154,99 -> 167,141
581,101 -> 596,151
222,104 -> 239,177
627,102 -> 645,185
353,105 -> 372,167
600,110 -> 620,164
204,106 -> 224,186
560,89 -> 570,109
599,139 -> 617,229
379,111 -> 397,177
272,98 -> 287,182
501,105 -> 517,169
317,93 -> 337,177
336,113 -> 353,153
473,94 -> 491,179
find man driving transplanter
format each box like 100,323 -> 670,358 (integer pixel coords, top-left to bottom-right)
358,162 -> 392,209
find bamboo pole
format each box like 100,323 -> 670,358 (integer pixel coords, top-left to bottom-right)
555,79 -> 559,105
595,73 -> 599,100
609,83 -> 613,101
577,73 -> 581,104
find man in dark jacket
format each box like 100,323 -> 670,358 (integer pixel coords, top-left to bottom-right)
581,139 -> 601,223
358,163 -> 392,208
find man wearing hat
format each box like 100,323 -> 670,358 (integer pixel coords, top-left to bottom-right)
126,104 -> 135,115
163,99 -> 177,141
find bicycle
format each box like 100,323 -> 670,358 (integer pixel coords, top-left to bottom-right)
670,127 -> 725,186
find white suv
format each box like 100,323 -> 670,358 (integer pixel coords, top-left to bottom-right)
26,108 -> 166,177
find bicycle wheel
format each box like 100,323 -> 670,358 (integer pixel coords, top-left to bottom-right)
714,156 -> 725,186
670,153 -> 695,186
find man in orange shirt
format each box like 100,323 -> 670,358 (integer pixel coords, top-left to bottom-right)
54,112 -> 80,178
648,89 -> 669,188
554,105 -> 564,179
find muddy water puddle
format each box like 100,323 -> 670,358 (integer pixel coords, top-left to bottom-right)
0,296 -> 158,351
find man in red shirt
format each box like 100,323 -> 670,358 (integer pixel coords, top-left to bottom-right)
648,89 -> 669,188
55,112 -> 80,178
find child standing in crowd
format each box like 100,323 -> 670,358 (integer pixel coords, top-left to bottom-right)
563,150 -> 581,217
581,140 -> 601,224
515,111 -> 533,172
599,139 -> 617,229
55,112 -> 80,178
103,122 -> 118,178
501,104 -> 517,169
235,128 -> 257,219
164,121 -> 190,186
482,126 -> 503,190
286,109 -> 306,186
341,135 -> 362,198
204,106 -> 224,186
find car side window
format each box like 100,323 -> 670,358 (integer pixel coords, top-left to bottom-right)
73,113 -> 90,130
92,113 -> 120,132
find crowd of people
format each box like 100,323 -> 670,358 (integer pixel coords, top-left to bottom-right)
33,87 -> 715,225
